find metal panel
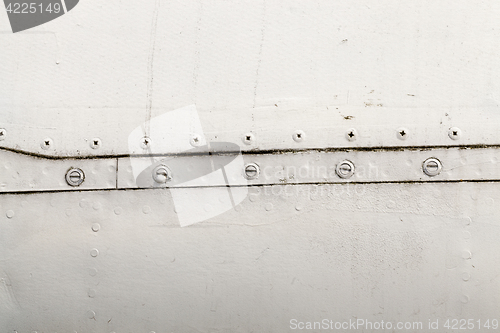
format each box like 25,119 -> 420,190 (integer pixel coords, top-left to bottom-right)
1,182 -> 499,332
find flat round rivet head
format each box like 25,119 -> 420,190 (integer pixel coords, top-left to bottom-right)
244,163 -> 260,180
190,134 -> 202,147
66,168 -> 85,187
243,132 -> 255,145
90,249 -> 99,257
422,158 -> 442,177
86,310 -> 96,319
41,138 -> 53,149
152,165 -> 172,184
396,127 -> 409,140
140,137 -> 151,149
293,130 -> 305,142
448,127 -> 461,140
6,210 -> 14,219
0,128 -> 6,141
345,128 -> 358,142
90,138 -> 101,149
336,160 -> 355,179
462,272 -> 471,281
91,223 -> 100,232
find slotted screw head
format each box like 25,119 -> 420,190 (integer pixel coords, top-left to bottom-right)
152,165 -> 172,184
244,163 -> 260,180
336,160 -> 355,179
0,128 -> 6,141
423,158 -> 442,177
66,168 -> 85,186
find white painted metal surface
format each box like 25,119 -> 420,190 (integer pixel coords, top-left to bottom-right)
1,1 -> 500,332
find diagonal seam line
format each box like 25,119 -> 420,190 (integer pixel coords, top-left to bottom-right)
60,0 -> 68,13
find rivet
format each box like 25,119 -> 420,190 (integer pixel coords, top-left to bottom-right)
292,130 -> 305,142
190,134 -> 202,147
243,132 -> 255,145
345,128 -> 358,142
460,295 -> 470,304
86,310 -> 96,319
265,203 -> 273,211
6,210 -> 14,219
66,168 -> 85,186
396,127 -> 409,140
249,194 -> 259,202
88,289 -> 96,298
244,163 -> 260,180
422,158 -> 442,177
142,206 -> 152,214
140,137 -> 151,149
91,223 -> 100,232
90,138 -> 101,149
0,128 -> 6,140
462,250 -> 472,259
295,205 -> 302,211
88,268 -> 97,276
41,138 -> 53,149
336,160 -> 355,179
152,165 -> 172,184
448,127 -> 461,140
90,249 -> 99,257
114,207 -> 123,215
462,272 -> 471,281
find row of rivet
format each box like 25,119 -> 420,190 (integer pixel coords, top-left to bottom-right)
0,127 -> 463,149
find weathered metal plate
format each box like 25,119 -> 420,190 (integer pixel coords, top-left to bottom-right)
0,183 -> 498,332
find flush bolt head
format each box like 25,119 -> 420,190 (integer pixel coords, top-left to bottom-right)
243,133 -> 255,145
66,168 -> 85,186
448,127 -> 461,140
423,158 -> 442,177
396,127 -> 409,140
345,128 -> 358,142
293,130 -> 305,142
41,138 -> 53,149
90,138 -> 101,149
152,165 -> 172,184
140,137 -> 151,149
336,160 -> 355,179
0,128 -> 6,141
244,163 -> 260,180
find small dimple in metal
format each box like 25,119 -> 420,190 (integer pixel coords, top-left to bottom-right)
336,160 -> 355,179
244,163 -> 260,180
140,137 -> 151,149
152,165 -> 172,184
0,128 -> 6,141
90,138 -> 101,149
41,138 -> 53,149
422,158 -> 442,177
66,168 -> 85,186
